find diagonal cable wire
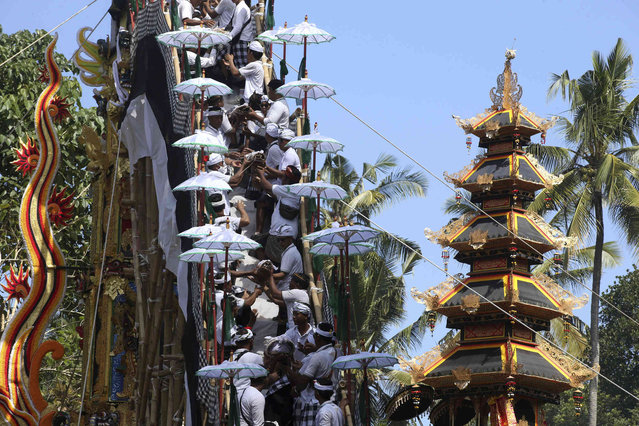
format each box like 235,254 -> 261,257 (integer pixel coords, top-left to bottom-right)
270,49 -> 639,331
335,198 -> 639,403
0,0 -> 101,68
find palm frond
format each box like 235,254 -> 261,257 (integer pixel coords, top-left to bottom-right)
526,143 -> 573,174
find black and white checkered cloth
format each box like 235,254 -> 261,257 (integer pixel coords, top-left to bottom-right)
231,40 -> 250,68
265,376 -> 290,397
320,271 -> 334,324
293,398 -> 319,426
131,1 -> 191,135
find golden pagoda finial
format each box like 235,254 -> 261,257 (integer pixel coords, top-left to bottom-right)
490,49 -> 522,111
305,15 -> 308,22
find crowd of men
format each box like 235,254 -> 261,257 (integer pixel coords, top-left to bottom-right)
174,1 -> 348,424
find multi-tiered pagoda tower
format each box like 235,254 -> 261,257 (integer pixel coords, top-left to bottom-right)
403,52 -> 595,425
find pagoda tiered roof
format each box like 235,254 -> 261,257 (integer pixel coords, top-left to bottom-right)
444,152 -> 563,193
425,211 -> 575,257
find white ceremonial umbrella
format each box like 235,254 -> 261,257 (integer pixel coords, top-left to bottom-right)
197,361 -> 268,379
309,242 -> 374,257
275,16 -> 335,45
179,248 -> 244,264
173,173 -> 232,192
177,224 -> 223,239
277,77 -> 335,100
332,352 -> 398,426
197,361 -> 267,424
157,28 -> 231,55
173,173 -> 231,228
286,132 -> 343,177
172,130 -> 228,153
277,77 -> 335,121
284,181 -> 347,229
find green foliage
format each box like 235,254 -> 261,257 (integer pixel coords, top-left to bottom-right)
0,26 -> 103,267
0,27 -> 103,413
529,39 -> 639,423
546,266 -> 639,425
599,265 -> 639,415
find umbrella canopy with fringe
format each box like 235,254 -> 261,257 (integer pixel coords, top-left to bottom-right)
275,17 -> 335,45
276,77 -> 335,100
309,242 -> 374,257
179,248 -> 245,264
173,173 -> 232,192
195,229 -> 262,251
174,77 -> 233,98
304,225 -> 379,245
332,352 -> 398,425
286,133 -> 343,153
157,27 -> 231,51
177,224 -> 223,239
172,129 -> 229,153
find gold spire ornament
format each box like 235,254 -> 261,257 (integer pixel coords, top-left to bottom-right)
490,49 -> 523,111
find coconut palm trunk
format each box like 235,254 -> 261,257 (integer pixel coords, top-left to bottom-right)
590,192 -> 604,425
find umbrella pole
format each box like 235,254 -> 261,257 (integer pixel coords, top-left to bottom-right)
363,364 -> 371,426
199,189 -> 204,226
200,87 -> 206,131
210,259 -> 218,364
344,238 -> 353,408
282,42 -> 287,83
339,247 -> 345,337
312,145 -> 317,179
333,255 -> 338,330
303,36 -> 308,114
316,190 -> 321,230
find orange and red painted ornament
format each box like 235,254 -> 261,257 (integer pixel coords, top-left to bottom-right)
1,263 -> 30,301
12,137 -> 40,177
47,185 -> 74,227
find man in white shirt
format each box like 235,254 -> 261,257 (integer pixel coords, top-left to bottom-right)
209,0 -> 235,28
178,0 -> 215,27
254,165 -> 302,262
231,328 -> 264,390
204,106 -> 230,147
265,265 -> 309,331
254,123 -> 281,236
264,123 -> 284,180
238,375 -> 266,426
313,379 -> 344,426
247,79 -> 290,129
224,40 -> 265,102
265,128 -> 300,184
290,323 -> 338,426
280,301 -> 315,362
209,193 -> 250,231
226,0 -> 254,67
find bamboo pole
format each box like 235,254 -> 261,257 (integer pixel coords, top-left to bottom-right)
296,117 -> 323,323
129,161 -> 146,340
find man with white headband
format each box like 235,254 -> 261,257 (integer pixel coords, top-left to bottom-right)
205,106 -> 230,148
253,123 -> 282,237
231,327 -> 263,391
264,128 -> 301,184
290,322 -> 339,426
280,301 -> 315,362
314,378 -> 344,425
224,40 -> 265,102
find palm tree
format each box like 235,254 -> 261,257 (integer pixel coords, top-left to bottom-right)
527,38 -> 639,425
317,152 -> 428,422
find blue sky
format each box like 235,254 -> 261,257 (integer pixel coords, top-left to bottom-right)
3,0 -> 639,355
